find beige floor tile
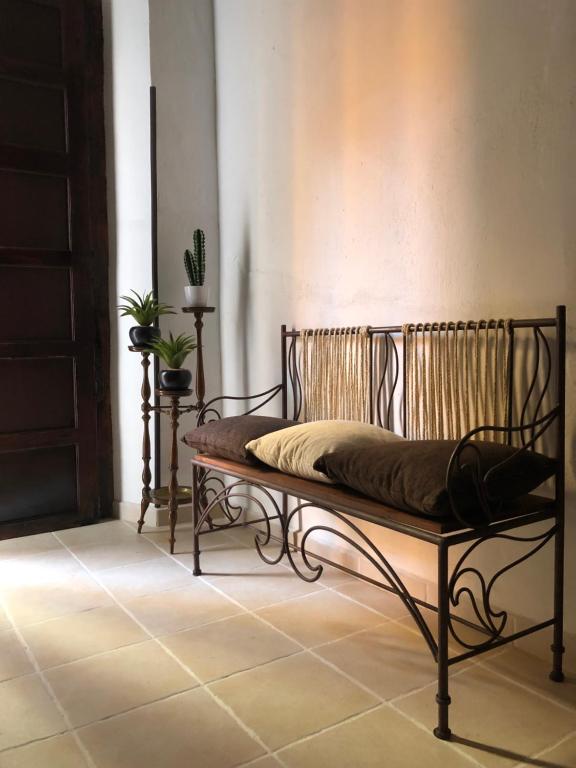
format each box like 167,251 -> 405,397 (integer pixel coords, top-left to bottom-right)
0,532 -> 61,559
209,652 -> 378,749
19,606 -> 148,670
398,605 -> 500,660
226,525 -> 277,548
300,562 -> 357,587
0,630 -> 34,681
333,580 -> 410,619
176,540 -> 282,575
3,571 -> 112,627
163,613 -> 300,682
124,581 -> 243,636
0,674 -> 67,750
79,687 -> 264,768
144,527 -> 237,552
258,590 -> 385,647
205,565 -> 325,611
280,705 -> 472,768
0,734 -> 90,768
484,648 -> 576,712
316,621 -> 442,700
396,664 -> 576,767
0,604 -> 10,631
45,640 -> 196,727
0,550 -> 81,590
68,538 -> 164,571
527,733 -> 576,768
55,520 -> 135,547
97,558 -> 194,602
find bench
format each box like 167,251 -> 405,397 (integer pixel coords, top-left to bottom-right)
185,307 -> 566,741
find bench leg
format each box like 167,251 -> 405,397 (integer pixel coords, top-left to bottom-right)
192,464 -> 202,576
550,519 -> 565,682
434,541 -> 452,740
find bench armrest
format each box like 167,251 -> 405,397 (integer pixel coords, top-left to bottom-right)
197,383 -> 284,426
446,406 -> 559,529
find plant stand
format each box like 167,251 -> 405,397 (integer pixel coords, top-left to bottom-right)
129,305 -> 215,551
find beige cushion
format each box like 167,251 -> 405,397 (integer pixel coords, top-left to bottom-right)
245,420 -> 404,483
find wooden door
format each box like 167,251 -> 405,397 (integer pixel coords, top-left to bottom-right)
0,0 -> 111,537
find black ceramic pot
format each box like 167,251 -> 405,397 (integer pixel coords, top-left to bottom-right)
159,369 -> 192,391
129,325 -> 160,348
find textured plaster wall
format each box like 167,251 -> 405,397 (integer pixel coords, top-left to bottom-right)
149,0 -> 222,484
214,0 -> 576,646
103,0 -> 153,505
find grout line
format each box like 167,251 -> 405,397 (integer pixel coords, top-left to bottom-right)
2,523 -> 567,768
127,517 -> 575,767
519,726 -> 576,768
387,701 -> 486,768
0,593 -> 98,768
476,661 -> 576,715
53,529 -> 277,765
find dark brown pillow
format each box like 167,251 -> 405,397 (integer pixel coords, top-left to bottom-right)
314,440 -> 557,519
183,415 -> 299,465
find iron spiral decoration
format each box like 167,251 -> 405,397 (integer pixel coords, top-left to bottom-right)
194,479 -> 286,566
447,526 -> 557,650
284,502 -> 438,658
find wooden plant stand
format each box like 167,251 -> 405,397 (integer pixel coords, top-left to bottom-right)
129,305 -> 215,552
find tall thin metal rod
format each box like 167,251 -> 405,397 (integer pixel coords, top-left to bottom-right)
150,85 -> 161,493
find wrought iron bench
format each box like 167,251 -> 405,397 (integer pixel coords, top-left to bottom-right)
187,306 -> 566,741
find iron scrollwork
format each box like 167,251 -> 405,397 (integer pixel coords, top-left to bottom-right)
196,384 -> 283,426
284,502 -> 438,659
448,526 -> 557,650
194,478 -> 287,566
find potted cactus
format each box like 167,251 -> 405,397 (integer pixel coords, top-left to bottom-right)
184,229 -> 209,306
118,290 -> 175,348
149,332 -> 197,391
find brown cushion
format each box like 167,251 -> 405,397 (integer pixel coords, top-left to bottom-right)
182,415 -> 299,465
246,420 -> 404,483
313,440 -> 557,519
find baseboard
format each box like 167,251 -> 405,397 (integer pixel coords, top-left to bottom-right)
113,500 -> 192,528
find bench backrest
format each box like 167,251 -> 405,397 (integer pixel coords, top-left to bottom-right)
280,307 -> 566,458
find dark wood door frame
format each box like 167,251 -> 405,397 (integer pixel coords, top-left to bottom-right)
0,0 -> 112,538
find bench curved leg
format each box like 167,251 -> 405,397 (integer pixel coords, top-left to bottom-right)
192,464 -> 202,576
550,519 -> 565,682
434,541 -> 452,740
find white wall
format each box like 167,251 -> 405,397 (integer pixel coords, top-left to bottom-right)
149,0 -> 222,484
103,0 -> 153,506
104,0 -> 221,508
214,0 -> 576,651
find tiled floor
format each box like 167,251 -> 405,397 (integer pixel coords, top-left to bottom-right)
0,520 -> 574,768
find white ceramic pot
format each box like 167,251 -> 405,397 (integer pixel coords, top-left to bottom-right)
184,285 -> 210,307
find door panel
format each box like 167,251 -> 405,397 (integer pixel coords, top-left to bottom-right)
0,445 -> 77,522
0,77 -> 67,151
0,169 -> 70,249
0,0 -> 111,536
0,0 -> 63,67
0,357 -> 76,433
0,266 -> 72,341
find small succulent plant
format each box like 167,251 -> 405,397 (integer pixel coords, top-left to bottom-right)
149,332 -> 197,369
117,290 -> 175,326
184,229 -> 206,286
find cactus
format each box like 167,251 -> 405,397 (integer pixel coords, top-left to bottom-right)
184,229 -> 206,286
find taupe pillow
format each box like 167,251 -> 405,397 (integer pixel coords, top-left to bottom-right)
183,415 -> 298,465
246,420 -> 405,483
314,440 -> 557,517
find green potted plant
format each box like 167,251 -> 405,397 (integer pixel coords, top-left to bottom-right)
149,331 -> 197,390
184,229 -> 209,306
118,290 -> 175,348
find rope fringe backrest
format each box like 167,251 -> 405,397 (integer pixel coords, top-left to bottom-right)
300,327 -> 371,422
402,320 -> 512,440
